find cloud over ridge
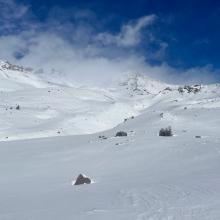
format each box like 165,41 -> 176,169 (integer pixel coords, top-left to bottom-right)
0,0 -> 219,85
96,15 -> 156,47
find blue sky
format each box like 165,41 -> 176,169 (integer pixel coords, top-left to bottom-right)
0,0 -> 219,84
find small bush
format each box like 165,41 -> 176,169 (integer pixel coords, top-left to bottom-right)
99,135 -> 107,140
159,126 -> 173,137
115,131 -> 127,137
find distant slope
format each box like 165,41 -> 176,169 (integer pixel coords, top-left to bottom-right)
0,61 -> 49,91
0,60 -> 220,141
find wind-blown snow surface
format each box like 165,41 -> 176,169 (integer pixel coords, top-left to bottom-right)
1,60 -> 220,219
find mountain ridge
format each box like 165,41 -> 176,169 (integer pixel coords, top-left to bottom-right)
0,59 -> 219,141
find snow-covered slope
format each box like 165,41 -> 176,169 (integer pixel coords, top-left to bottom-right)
1,60 -> 220,219
0,61 -> 49,91
1,87 -> 220,220
0,63 -> 219,141
0,61 -> 174,141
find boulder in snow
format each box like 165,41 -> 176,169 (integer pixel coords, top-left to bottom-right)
74,174 -> 91,185
115,131 -> 127,137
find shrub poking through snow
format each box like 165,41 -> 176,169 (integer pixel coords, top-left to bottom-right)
159,126 -> 173,137
115,131 -> 127,137
99,135 -> 107,140
124,116 -> 134,122
15,105 -> 20,110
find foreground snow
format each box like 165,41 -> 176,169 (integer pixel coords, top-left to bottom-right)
1,60 -> 220,219
1,104 -> 220,220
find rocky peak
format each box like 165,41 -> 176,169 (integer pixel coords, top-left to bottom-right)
0,60 -> 33,73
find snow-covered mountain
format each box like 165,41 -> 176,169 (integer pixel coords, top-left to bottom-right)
0,60 -> 219,141
1,60 -> 220,220
0,60 -> 170,141
0,60 -> 50,91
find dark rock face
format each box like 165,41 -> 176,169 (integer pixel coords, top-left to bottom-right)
2,61 -> 24,72
178,85 -> 201,94
115,131 -> 127,137
74,174 -> 91,185
164,87 -> 172,91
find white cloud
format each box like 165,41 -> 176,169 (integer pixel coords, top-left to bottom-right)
0,0 -> 28,19
0,0 -> 218,85
0,0 -> 29,33
96,15 -> 156,47
0,32 -> 148,85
